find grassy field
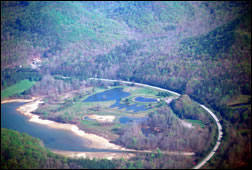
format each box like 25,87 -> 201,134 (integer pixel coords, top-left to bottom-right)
1,79 -> 36,100
38,85 -> 178,139
184,119 -> 205,128
62,85 -> 162,117
120,86 -> 162,106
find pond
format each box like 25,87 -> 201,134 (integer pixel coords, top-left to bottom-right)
84,88 -> 130,102
134,96 -> 157,102
1,102 -> 126,153
119,116 -> 147,124
83,116 -> 96,122
84,88 -> 149,112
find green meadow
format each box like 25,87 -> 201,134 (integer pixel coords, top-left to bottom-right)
1,79 -> 36,100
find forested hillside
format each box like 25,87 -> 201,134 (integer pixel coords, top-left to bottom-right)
1,128 -> 118,169
1,128 -> 196,169
1,1 -> 251,169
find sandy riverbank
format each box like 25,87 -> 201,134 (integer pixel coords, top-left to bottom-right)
1,97 -> 195,160
51,149 -> 135,160
1,97 -> 135,159
1,97 -> 37,104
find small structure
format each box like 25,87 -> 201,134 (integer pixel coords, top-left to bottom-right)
30,58 -> 42,69
164,98 -> 173,104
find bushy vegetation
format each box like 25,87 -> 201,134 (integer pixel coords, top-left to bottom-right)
1,128 -> 196,169
1,67 -> 41,89
1,128 -> 69,169
1,128 -> 118,169
170,95 -> 210,123
115,105 -> 215,155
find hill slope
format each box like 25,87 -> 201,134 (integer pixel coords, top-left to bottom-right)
1,1 -> 251,169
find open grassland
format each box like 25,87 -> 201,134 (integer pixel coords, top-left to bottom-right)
120,86 -> 167,107
42,85 -> 165,118
1,79 -> 36,100
80,119 -> 126,140
184,119 -> 205,128
37,85 -> 172,139
123,86 -> 159,96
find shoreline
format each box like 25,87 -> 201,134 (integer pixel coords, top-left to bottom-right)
1,97 -> 37,104
1,97 -> 135,159
51,149 -> 135,160
1,96 -> 196,160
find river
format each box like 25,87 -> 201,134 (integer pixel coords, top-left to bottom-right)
1,78 -> 222,167
1,102 -> 126,153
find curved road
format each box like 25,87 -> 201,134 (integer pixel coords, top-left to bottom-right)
89,78 -> 223,169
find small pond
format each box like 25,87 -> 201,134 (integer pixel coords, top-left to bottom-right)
83,116 -> 96,122
134,96 -> 157,102
119,116 -> 147,124
84,88 -> 130,102
83,88 -> 149,112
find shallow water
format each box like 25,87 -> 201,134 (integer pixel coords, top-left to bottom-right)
83,88 -> 130,102
134,96 -> 157,102
84,88 -> 149,112
1,102 -> 126,153
119,116 -> 147,124
83,116 -> 96,122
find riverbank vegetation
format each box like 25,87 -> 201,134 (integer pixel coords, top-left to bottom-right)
1,1 -> 251,169
1,79 -> 36,100
31,84 -> 175,140
1,128 -> 117,169
1,128 -> 196,169
115,104 -> 216,157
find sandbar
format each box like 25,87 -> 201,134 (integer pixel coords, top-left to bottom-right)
1,97 -> 135,159
1,97 -> 194,160
1,97 -> 37,104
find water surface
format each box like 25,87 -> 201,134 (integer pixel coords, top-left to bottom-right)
1,102 -> 126,153
119,116 -> 147,124
135,97 -> 157,102
83,88 -> 130,102
84,88 -> 149,112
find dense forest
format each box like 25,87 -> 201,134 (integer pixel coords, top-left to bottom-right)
1,1 -> 251,169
